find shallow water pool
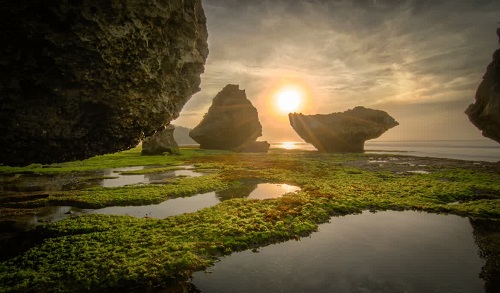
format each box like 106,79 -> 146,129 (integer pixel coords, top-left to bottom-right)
89,183 -> 301,218
192,211 -> 487,293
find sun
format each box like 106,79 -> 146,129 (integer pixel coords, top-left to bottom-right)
275,88 -> 303,113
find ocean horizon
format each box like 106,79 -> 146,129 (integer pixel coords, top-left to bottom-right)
179,140 -> 500,162
269,140 -> 500,162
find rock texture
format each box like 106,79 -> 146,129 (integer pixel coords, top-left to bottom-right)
189,84 -> 269,152
289,106 -> 399,153
239,141 -> 271,153
0,0 -> 208,166
465,28 -> 500,144
141,125 -> 179,155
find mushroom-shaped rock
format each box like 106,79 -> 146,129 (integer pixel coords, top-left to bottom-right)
289,106 -> 399,152
465,28 -> 500,144
189,85 -> 269,152
141,125 -> 179,155
0,0 -> 208,166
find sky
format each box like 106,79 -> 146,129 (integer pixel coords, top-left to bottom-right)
173,0 -> 500,142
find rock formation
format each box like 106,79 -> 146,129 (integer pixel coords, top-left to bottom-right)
141,125 -> 179,155
0,0 -> 208,166
189,84 -> 269,152
465,28 -> 500,144
239,141 -> 271,153
289,106 -> 398,153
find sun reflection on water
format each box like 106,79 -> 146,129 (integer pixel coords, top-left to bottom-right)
280,141 -> 298,150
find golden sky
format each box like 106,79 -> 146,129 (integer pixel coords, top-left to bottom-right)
174,0 -> 500,142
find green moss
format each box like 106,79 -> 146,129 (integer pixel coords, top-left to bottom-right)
0,147 -> 230,174
118,166 -> 189,175
1,148 -> 499,292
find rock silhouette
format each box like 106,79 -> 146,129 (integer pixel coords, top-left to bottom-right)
470,218 -> 500,293
289,106 -> 398,152
0,0 -> 208,166
141,125 -> 179,155
189,84 -> 269,152
465,28 -> 500,144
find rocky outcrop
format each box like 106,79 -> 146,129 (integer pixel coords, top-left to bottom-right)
465,28 -> 500,144
141,125 -> 179,155
0,0 -> 208,166
189,84 -> 269,152
239,141 -> 271,153
289,106 -> 398,153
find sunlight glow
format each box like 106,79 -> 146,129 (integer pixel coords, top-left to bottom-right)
280,141 -> 298,150
275,88 -> 302,113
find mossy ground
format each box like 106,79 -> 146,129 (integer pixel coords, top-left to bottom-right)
1,147 -> 499,292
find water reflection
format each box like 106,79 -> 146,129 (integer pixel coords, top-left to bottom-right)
0,206 -> 85,260
216,181 -> 258,201
89,192 -> 219,218
0,166 -> 203,192
216,182 -> 300,201
0,206 -> 85,233
88,183 -> 301,219
100,166 -> 202,187
0,173 -> 94,192
271,142 -> 315,151
247,183 -> 300,200
471,218 -> 500,293
0,182 -> 302,236
192,211 -> 490,293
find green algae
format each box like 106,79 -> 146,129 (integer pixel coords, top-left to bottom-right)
0,148 -> 499,292
0,148 -> 230,174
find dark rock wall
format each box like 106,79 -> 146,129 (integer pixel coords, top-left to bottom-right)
0,0 -> 208,166
465,28 -> 500,144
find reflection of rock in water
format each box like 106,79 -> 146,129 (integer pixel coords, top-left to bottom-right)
470,218 -> 500,293
216,181 -> 258,201
0,172 -> 104,192
0,229 -> 43,261
0,167 -> 203,193
215,182 -> 301,201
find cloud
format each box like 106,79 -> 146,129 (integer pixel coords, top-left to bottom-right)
175,0 -> 500,141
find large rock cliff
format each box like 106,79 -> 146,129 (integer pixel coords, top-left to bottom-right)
465,28 -> 500,144
0,0 -> 208,166
189,84 -> 269,152
289,107 -> 398,153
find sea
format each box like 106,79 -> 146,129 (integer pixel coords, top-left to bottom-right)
270,140 -> 500,162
